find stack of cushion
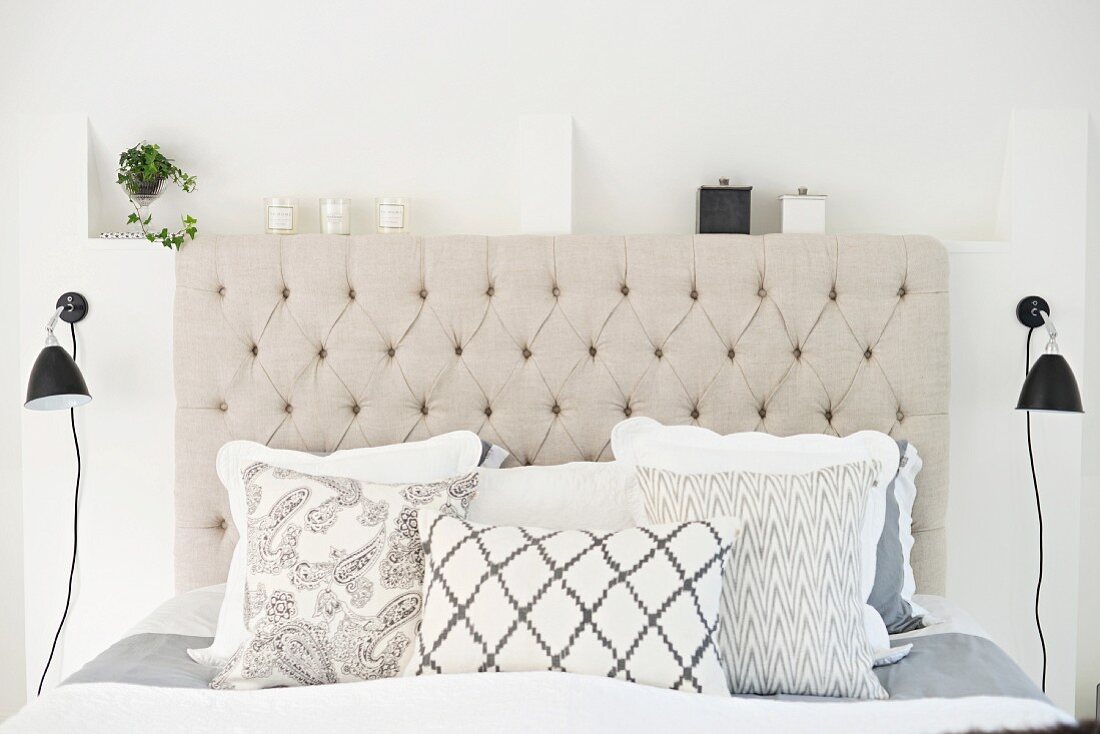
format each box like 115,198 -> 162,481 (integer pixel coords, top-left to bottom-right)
191,419 -> 927,700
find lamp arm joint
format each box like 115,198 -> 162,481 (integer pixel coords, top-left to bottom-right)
1039,311 -> 1060,354
45,306 -> 63,337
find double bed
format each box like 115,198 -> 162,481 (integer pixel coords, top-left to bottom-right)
8,587 -> 1053,733
2,234 -> 1073,732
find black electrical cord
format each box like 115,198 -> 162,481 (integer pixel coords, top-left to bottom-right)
36,322 -> 81,697
1024,325 -> 1047,693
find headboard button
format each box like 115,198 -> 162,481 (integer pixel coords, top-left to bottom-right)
218,286 -> 226,296
793,347 -> 801,359
897,286 -> 906,297
690,290 -> 698,300
318,349 -> 327,359
352,405 -> 361,415
623,406 -> 632,417
420,404 -> 429,416
758,288 -> 767,298
387,348 -> 396,357
758,407 -> 767,418
251,345 -> 258,356
690,408 -> 700,419
621,285 -> 630,296
454,346 -> 463,356
486,286 -> 495,297
285,404 -> 293,414
522,348 -> 532,359
349,289 -> 356,300
551,404 -> 561,415
728,348 -> 735,360
589,346 -> 597,357
552,286 -> 561,297
219,519 -> 227,530
864,348 -> 873,359
219,402 -> 228,412
419,289 -> 428,299
484,407 -> 492,417
282,288 -> 290,299
897,410 -> 905,421
829,289 -> 837,300
824,410 -> 833,421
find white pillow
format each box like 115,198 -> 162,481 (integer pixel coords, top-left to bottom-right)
468,461 -> 637,531
413,511 -> 741,695
611,417 -> 898,602
187,431 -> 484,668
894,442 -> 930,621
210,467 -> 479,690
611,417 -> 898,655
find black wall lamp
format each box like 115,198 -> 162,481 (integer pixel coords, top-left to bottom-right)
24,292 -> 91,696
1015,295 -> 1083,694
26,293 -> 91,410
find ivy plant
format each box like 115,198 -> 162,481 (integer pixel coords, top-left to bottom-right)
116,142 -> 198,250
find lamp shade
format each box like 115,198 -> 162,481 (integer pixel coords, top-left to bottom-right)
25,344 -> 91,411
1016,354 -> 1083,413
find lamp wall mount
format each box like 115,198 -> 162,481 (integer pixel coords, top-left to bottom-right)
1017,296 -> 1050,328
56,292 -> 88,324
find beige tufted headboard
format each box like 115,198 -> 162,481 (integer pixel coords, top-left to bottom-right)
174,233 -> 949,594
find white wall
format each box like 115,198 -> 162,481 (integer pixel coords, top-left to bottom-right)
15,115 -> 178,708
0,109 -> 27,720
2,0 -> 1099,717
948,110 -> 1088,713
1078,102 -> 1100,720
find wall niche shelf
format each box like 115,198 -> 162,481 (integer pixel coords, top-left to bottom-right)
37,114 -> 188,251
38,113 -> 1011,254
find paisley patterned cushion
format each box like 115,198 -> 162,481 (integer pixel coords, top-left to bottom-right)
211,463 -> 478,690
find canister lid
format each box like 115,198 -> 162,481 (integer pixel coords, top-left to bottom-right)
778,186 -> 827,200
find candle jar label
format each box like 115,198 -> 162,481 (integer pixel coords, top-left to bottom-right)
267,206 -> 295,231
377,203 -> 405,229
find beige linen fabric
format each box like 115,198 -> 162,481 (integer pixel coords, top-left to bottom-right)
174,234 -> 948,593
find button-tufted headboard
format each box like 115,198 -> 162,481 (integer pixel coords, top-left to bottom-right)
174,233 -> 949,594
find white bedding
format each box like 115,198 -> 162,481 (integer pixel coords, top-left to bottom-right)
3,671 -> 1070,734
2,589 -> 1070,734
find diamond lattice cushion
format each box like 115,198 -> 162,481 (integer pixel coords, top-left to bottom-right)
211,464 -> 478,690
636,462 -> 887,699
413,511 -> 741,695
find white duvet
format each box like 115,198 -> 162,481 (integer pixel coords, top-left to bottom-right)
1,589 -> 1072,733
3,672 -> 1072,734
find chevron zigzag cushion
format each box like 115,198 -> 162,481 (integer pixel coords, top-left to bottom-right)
636,462 -> 888,700
413,512 -> 741,695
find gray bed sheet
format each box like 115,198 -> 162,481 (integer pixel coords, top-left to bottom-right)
64,634 -> 214,689
63,631 -> 1047,703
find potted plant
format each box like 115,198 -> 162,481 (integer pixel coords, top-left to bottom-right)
116,142 -> 198,250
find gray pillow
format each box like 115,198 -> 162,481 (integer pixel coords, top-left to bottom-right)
869,440 -> 925,633
478,440 -> 509,467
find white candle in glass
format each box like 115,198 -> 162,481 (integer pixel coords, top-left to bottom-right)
319,198 -> 351,235
264,197 -> 298,234
375,196 -> 409,234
